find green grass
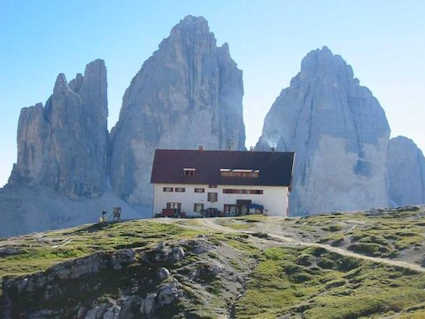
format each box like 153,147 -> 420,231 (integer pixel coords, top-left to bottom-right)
234,246 -> 425,319
215,214 -> 267,230
0,220 -> 201,279
2,210 -> 425,317
398,309 -> 425,318
286,209 -> 425,259
215,219 -> 254,230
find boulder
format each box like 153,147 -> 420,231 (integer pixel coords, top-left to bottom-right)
0,247 -> 22,257
2,249 -> 136,295
158,267 -> 171,281
140,293 -> 156,316
144,243 -> 185,264
84,305 -> 108,319
170,247 -> 185,263
103,305 -> 121,319
156,281 -> 181,306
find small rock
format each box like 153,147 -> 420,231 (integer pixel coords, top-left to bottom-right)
112,249 -> 136,270
157,282 -> 180,306
192,261 -> 223,282
157,242 -> 166,250
0,247 -> 22,257
186,239 -> 215,254
158,267 -> 170,281
118,296 -> 141,319
77,306 -> 88,319
84,304 -> 108,319
171,247 -> 185,262
103,305 -> 121,319
140,293 -> 156,316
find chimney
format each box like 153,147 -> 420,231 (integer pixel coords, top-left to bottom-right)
198,145 -> 204,151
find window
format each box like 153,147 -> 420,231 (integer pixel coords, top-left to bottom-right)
223,189 -> 263,194
220,169 -> 259,178
249,190 -> 263,194
194,203 -> 204,212
224,204 -> 239,216
184,168 -> 196,176
175,187 -> 185,192
208,192 -> 218,202
208,184 -> 218,188
166,202 -> 181,209
194,188 -> 205,193
163,187 -> 173,192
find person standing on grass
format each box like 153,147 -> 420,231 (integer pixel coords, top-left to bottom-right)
99,210 -> 108,223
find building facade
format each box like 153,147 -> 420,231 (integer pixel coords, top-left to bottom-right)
151,149 -> 295,217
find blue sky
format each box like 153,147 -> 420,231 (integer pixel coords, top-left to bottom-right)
1,1 -> 424,186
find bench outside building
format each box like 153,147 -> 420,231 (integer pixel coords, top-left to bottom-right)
150,148 -> 295,218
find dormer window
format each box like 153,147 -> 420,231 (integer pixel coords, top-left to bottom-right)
184,168 -> 196,176
220,168 -> 259,178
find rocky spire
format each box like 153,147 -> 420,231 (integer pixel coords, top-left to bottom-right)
9,59 -> 109,198
257,47 -> 390,215
110,15 -> 245,205
388,136 -> 425,206
53,73 -> 69,94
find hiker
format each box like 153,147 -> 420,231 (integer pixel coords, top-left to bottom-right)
99,210 -> 108,223
113,207 -> 121,222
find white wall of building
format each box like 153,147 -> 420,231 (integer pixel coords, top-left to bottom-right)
152,183 -> 289,217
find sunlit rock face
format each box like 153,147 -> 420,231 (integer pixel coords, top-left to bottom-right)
9,59 -> 109,198
110,15 -> 245,205
388,136 -> 425,207
257,47 -> 390,215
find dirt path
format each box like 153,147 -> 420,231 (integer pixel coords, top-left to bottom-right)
195,218 -> 425,273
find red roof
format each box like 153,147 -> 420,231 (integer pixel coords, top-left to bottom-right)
151,149 -> 294,187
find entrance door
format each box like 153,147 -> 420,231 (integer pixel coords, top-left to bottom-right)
237,200 -> 251,216
224,204 -> 239,217
166,202 -> 182,212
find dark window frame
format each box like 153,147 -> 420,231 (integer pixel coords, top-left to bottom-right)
208,192 -> 218,202
194,203 -> 204,212
183,168 -> 197,176
223,189 -> 263,194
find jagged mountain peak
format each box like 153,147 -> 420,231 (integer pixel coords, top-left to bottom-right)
110,15 -> 245,205
391,135 -> 417,145
159,15 -> 216,53
83,59 -> 107,87
53,73 -> 69,95
173,15 -> 209,30
9,59 -> 109,199
85,58 -> 106,69
298,46 -> 354,83
258,47 -> 390,215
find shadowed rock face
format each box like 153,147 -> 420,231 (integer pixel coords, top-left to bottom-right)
110,15 -> 245,205
9,59 -> 109,198
388,136 -> 425,207
257,47 -> 390,215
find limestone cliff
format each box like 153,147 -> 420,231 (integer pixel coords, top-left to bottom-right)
388,136 -> 425,206
257,47 -> 391,215
110,15 -> 245,205
9,59 -> 109,198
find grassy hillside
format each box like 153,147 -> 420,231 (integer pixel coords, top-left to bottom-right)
1,207 -> 425,318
